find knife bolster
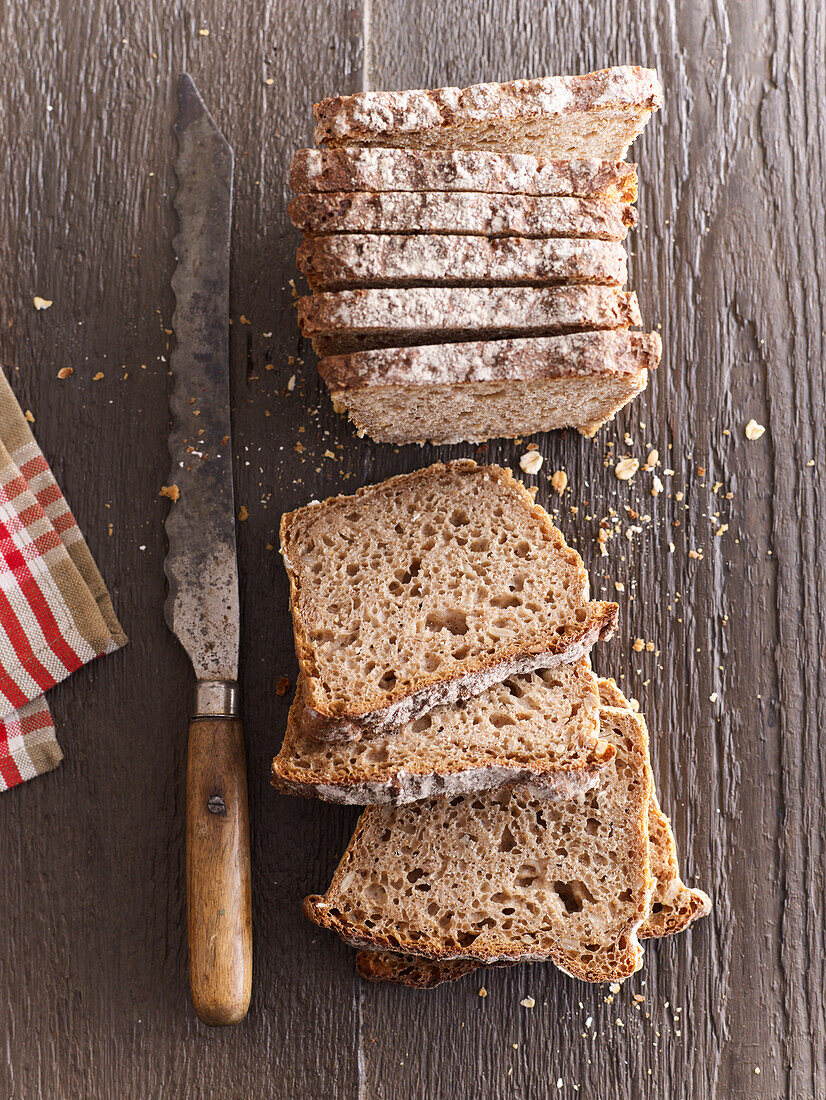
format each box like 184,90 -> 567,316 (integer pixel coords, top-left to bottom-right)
194,680 -> 240,718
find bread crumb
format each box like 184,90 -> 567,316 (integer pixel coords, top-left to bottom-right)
651,474 -> 664,496
159,484 -> 180,502
93,371 -> 104,381
24,410 -> 35,423
550,469 -> 567,494
33,296 -> 53,310
520,996 -> 535,1008
57,367 -> 73,379
614,456 -> 639,481
478,987 -> 487,998
237,506 -> 249,521
198,27 -> 210,35
287,374 -> 296,391
609,981 -> 621,993
745,418 -> 765,440
632,638 -> 645,653
519,451 -> 543,475
709,692 -> 718,702
275,676 -> 291,696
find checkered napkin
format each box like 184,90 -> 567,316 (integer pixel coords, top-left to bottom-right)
0,369 -> 126,791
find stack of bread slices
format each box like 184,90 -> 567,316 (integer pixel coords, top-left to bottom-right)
272,461 -> 709,987
288,67 -> 664,445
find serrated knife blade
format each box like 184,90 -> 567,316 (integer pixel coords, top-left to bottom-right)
165,73 -> 238,681
165,74 -> 251,1029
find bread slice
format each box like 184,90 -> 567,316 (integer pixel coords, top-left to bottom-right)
299,286 -> 642,356
313,67 -> 663,159
288,192 -> 636,241
596,678 -> 711,939
272,660 -> 614,805
296,234 -> 628,291
280,461 -> 617,741
354,681 -> 711,988
318,330 -> 661,444
304,699 -> 654,981
290,148 -> 637,201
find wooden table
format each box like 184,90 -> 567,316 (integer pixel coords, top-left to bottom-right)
1,2 -> 823,1097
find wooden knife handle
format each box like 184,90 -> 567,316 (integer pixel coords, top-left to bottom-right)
186,703 -> 252,1026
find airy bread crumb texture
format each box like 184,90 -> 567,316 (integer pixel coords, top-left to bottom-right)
272,660 -> 614,805
280,462 -> 617,739
304,698 -> 654,982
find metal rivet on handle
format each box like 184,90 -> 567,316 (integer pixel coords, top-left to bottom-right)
208,795 -> 226,815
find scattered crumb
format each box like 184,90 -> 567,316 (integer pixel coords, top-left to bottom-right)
198,27 -> 210,36
609,982 -> 621,993
520,996 -> 535,1008
275,676 -> 291,696
614,456 -> 639,481
33,296 -> 53,310
240,315 -> 251,325
159,484 -> 180,502
632,639 -> 645,653
93,371 -> 104,381
519,451 -> 543,475
237,505 -> 249,521
57,367 -> 73,379
24,410 -> 35,423
709,692 -> 718,702
478,987 -> 487,998
651,474 -> 664,496
287,374 -> 296,391
550,469 -> 567,494
745,418 -> 766,440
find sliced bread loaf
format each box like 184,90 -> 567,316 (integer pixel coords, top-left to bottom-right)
296,234 -> 628,291
299,286 -> 642,356
318,330 -> 661,444
352,681 -> 710,987
272,660 -> 614,805
304,699 -> 654,981
280,461 -> 617,741
313,67 -> 663,159
290,148 -> 638,201
288,192 -> 637,241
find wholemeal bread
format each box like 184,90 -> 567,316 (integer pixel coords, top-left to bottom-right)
313,67 -> 663,159
596,678 -> 711,939
304,699 -> 654,981
272,660 -> 614,805
288,192 -> 637,241
299,286 -> 641,356
296,234 -> 628,291
290,148 -> 638,201
280,461 -> 617,741
318,330 -> 661,444
353,681 -> 710,988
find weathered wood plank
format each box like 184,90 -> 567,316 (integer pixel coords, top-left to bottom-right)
0,1 -> 365,1097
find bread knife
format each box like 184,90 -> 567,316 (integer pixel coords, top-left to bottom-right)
164,73 -> 252,1026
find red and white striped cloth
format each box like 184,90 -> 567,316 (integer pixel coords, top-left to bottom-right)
0,369 -> 126,791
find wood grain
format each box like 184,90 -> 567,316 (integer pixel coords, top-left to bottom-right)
0,0 -> 823,1096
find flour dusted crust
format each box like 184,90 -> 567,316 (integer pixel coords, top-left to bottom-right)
299,286 -> 641,357
315,332 -> 659,445
271,662 -> 613,805
303,699 -> 654,981
280,461 -> 618,741
297,234 -> 628,291
290,148 -> 638,201
288,191 -> 637,241
313,67 -> 663,159
318,330 -> 660,389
